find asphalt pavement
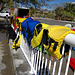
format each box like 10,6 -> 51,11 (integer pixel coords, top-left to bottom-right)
34,17 -> 75,26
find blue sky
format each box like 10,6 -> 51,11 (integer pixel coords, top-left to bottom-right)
20,0 -> 75,10
42,0 -> 75,10
48,0 -> 75,4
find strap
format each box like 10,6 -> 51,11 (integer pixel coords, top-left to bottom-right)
36,24 -> 42,34
53,42 -> 58,51
17,19 -> 19,24
47,37 -> 51,50
64,44 -> 70,57
15,35 -> 20,50
60,42 -> 70,57
42,29 -> 48,45
44,36 -> 58,51
26,22 -> 30,33
19,23 -> 22,31
33,29 -> 37,36
15,35 -> 19,44
26,22 -> 32,41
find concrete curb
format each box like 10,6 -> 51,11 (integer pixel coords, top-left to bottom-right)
33,17 -> 75,24
9,39 -> 32,75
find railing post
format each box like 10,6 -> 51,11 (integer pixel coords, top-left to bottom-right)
74,70 -> 75,75
38,45 -> 42,75
65,46 -> 72,75
48,56 -> 52,75
36,48 -> 39,72
40,48 -> 45,75
29,48 -> 34,74
34,49 -> 37,69
11,24 -> 14,30
20,34 -> 37,75
52,59 -> 57,75
58,43 -> 65,75
44,52 -> 48,75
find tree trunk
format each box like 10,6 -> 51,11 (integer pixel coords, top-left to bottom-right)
0,4 -> 5,12
0,7 -> 5,12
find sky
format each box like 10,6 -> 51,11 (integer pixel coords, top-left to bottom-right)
48,0 -> 75,4
42,0 -> 75,10
19,0 -> 75,10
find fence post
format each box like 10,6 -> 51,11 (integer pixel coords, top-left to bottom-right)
65,46 -> 72,75
40,48 -> 45,75
34,49 -> 37,69
58,43 -> 65,75
36,48 -> 39,72
48,56 -> 52,75
44,52 -> 48,75
38,45 -> 42,75
20,34 -> 37,75
52,59 -> 57,75
74,70 -> 75,75
29,48 -> 34,74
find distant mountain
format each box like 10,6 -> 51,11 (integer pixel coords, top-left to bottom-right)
39,8 -> 54,12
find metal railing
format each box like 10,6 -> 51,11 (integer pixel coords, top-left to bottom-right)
11,24 -> 75,75
20,33 -> 75,75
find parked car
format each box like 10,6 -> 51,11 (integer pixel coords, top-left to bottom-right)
0,11 -> 10,18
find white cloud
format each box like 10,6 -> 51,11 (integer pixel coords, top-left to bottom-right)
72,2 -> 75,4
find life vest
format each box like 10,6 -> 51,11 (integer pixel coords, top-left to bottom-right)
72,47 -> 75,51
70,57 -> 75,70
16,18 -> 27,31
31,25 -> 75,60
10,15 -> 15,27
12,34 -> 21,49
31,23 -> 49,48
26,20 -> 40,38
21,17 -> 33,28
13,16 -> 22,31
10,15 -> 22,30
43,25 -> 75,60
14,23 -> 17,31
21,18 -> 40,44
10,14 -> 14,24
72,29 -> 75,31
